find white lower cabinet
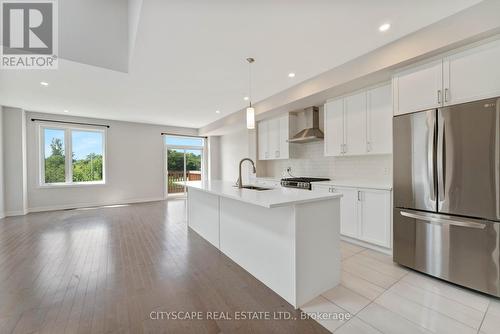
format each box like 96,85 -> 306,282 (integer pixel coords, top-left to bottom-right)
312,184 -> 392,249
358,189 -> 391,248
339,188 -> 359,239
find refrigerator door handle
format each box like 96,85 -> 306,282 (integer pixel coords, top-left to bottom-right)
400,210 -> 487,229
437,112 -> 445,208
428,115 -> 436,202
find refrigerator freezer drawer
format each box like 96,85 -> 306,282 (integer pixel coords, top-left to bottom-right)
393,208 -> 500,297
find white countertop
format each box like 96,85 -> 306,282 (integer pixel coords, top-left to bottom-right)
312,180 -> 392,190
252,176 -> 281,182
184,180 -> 342,208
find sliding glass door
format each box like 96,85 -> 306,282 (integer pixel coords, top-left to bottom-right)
165,136 -> 205,197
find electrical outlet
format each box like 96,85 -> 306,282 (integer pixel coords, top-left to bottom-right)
383,167 -> 390,175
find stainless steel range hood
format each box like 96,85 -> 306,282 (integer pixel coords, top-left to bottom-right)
288,106 -> 324,143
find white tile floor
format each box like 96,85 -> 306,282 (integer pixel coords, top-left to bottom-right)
301,241 -> 500,334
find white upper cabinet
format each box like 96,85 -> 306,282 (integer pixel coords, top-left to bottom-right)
324,83 -> 392,157
257,114 -> 289,160
367,84 -> 392,154
344,92 -> 367,156
267,118 -> 280,159
278,116 -> 290,159
257,120 -> 268,160
393,59 -> 443,115
324,98 -> 344,157
444,39 -> 500,106
393,39 -> 500,115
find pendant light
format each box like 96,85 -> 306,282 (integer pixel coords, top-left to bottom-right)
246,57 -> 255,129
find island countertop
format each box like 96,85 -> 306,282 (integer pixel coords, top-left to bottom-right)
184,180 -> 342,208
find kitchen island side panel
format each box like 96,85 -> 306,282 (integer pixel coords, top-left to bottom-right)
187,188 -> 220,248
295,199 -> 341,306
219,197 -> 296,306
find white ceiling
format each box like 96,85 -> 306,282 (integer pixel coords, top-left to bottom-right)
0,0 -> 482,128
58,0 -> 131,72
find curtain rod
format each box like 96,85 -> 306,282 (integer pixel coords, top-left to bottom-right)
31,118 -> 110,128
161,132 -> 207,139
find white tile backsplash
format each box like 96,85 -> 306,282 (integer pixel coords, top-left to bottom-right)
259,141 -> 392,183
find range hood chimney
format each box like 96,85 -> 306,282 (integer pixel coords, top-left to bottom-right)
288,106 -> 324,143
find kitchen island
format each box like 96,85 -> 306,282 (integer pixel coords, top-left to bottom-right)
184,180 -> 342,308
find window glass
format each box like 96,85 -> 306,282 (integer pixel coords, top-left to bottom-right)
165,136 -> 204,147
44,128 -> 66,183
71,130 -> 104,182
186,149 -> 202,182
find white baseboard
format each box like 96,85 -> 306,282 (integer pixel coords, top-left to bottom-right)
0,211 -> 5,219
5,209 -> 29,217
341,235 -> 393,256
27,197 -> 165,214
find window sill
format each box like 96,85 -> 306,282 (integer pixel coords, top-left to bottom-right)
38,182 -> 106,189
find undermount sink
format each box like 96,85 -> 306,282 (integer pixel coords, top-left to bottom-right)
236,185 -> 273,191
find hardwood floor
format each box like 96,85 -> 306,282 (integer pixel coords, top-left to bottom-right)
0,199 -> 329,334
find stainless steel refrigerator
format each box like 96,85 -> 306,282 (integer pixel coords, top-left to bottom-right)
393,96 -> 500,297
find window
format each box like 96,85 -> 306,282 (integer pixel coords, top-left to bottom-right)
71,130 -> 104,182
40,125 -> 106,186
165,136 -> 204,147
43,128 -> 66,183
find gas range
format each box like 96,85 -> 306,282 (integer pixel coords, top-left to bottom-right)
280,177 -> 330,190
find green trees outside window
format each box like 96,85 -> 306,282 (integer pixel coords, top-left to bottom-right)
167,149 -> 201,172
44,135 -> 66,183
43,128 -> 104,184
71,130 -> 103,182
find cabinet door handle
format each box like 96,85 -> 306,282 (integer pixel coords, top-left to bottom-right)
444,88 -> 449,102
437,90 -> 442,104
357,191 -> 362,201
366,141 -> 371,152
275,150 -> 279,158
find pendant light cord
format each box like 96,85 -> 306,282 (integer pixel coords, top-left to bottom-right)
246,57 -> 255,107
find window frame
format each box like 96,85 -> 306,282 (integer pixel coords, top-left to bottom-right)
38,123 -> 107,188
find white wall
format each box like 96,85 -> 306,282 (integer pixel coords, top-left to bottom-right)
0,108 -> 4,218
207,136 -> 221,181
2,107 -> 28,216
219,128 -> 256,183
24,112 -> 197,212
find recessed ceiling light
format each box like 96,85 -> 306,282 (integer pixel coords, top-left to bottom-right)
243,96 -> 249,101
215,110 -> 220,114
379,23 -> 391,32
40,81 -> 49,86
288,72 -> 296,78
63,110 -> 69,113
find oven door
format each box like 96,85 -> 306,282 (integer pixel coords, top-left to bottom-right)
393,208 -> 500,297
